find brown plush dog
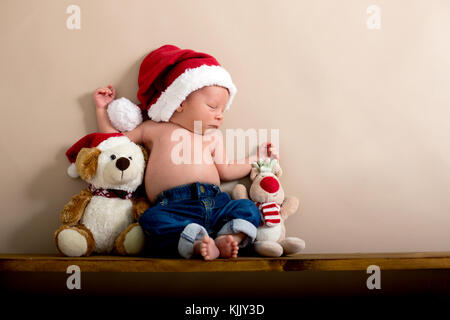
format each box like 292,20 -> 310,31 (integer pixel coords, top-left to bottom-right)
232,159 -> 305,257
55,133 -> 150,257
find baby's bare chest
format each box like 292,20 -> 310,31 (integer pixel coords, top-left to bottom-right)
147,127 -> 217,163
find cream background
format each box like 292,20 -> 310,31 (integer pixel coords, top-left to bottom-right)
1,0 -> 449,254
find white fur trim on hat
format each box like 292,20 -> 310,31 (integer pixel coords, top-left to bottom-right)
148,65 -> 237,122
67,163 -> 79,178
97,136 -> 131,151
107,97 -> 143,132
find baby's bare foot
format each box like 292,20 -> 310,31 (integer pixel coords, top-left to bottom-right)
215,235 -> 239,259
194,235 -> 220,260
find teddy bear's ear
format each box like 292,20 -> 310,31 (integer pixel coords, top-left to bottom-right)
76,147 -> 101,181
273,162 -> 283,178
250,167 -> 259,181
139,145 -> 149,163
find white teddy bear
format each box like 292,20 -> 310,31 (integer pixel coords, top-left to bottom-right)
55,133 -> 149,257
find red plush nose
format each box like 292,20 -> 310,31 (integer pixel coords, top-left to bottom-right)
259,176 -> 280,193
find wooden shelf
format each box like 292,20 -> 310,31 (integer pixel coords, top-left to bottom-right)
2,252 -> 450,273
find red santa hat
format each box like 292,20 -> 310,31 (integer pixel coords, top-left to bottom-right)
106,45 -> 237,129
65,132 -> 129,178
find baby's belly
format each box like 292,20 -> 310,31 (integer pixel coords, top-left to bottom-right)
144,162 -> 221,203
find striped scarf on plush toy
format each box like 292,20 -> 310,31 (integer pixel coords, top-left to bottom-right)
254,201 -> 281,227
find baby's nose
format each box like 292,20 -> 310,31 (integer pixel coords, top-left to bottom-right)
259,176 -> 280,193
115,157 -> 130,171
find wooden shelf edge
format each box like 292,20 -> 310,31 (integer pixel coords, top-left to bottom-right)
1,252 -> 450,273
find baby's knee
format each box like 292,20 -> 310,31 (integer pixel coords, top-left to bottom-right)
234,199 -> 261,225
138,206 -> 166,233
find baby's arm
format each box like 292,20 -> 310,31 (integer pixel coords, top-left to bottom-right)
215,156 -> 253,182
213,134 -> 278,181
94,85 -> 146,144
95,85 -> 119,133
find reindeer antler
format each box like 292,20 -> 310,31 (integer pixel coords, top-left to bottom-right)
252,158 -> 279,173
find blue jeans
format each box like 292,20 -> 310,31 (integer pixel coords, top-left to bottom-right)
139,182 -> 261,258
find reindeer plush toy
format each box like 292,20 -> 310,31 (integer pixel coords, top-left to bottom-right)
232,159 -> 305,257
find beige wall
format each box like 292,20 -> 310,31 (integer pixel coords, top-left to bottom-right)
1,0 -> 449,254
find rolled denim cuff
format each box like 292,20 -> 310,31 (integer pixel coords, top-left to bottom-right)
178,223 -> 208,259
217,218 -> 257,248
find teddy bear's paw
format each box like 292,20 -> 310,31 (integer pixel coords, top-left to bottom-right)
254,241 -> 283,257
123,225 -> 145,255
115,223 -> 145,255
280,237 -> 306,256
55,226 -> 94,257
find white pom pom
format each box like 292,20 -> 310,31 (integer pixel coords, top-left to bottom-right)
107,97 -> 143,132
67,163 -> 79,178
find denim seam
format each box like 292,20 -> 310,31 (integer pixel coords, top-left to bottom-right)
202,198 -> 211,231
179,232 -> 195,244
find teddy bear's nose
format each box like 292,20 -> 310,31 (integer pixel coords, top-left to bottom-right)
260,176 -> 280,193
115,157 -> 130,171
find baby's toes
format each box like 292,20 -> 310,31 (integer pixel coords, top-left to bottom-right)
232,242 -> 239,258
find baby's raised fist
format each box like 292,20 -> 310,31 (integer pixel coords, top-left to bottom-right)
94,84 -> 116,109
258,142 -> 279,160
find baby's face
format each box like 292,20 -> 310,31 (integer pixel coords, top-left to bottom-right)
170,85 -> 230,134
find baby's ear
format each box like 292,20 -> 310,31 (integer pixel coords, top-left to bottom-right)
273,162 -> 282,178
76,147 -> 101,181
175,101 -> 185,112
250,167 -> 259,181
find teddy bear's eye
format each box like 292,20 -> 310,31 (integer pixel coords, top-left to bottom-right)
110,155 -> 116,160
128,156 -> 132,160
